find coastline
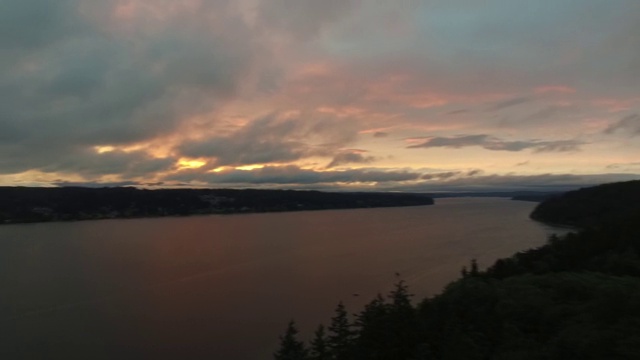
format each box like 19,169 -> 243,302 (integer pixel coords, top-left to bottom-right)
0,186 -> 434,225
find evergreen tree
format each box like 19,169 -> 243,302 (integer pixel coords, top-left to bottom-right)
386,280 -> 420,359
461,265 -> 469,278
328,302 -> 354,360
274,320 -> 308,360
389,280 -> 413,310
470,258 -> 480,276
354,294 -> 390,358
309,325 -> 331,360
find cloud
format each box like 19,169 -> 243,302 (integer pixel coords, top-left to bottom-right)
420,169 -> 483,180
606,162 -> 640,170
52,180 -> 141,188
487,97 -> 531,111
256,0 -> 358,41
387,173 -> 640,193
1,1 -> 639,189
1,1 -> 260,145
40,149 -> 176,179
178,112 -> 359,167
446,109 -> 469,115
45,169 -> 640,193
421,171 -> 462,180
327,150 -> 376,168
408,135 -> 490,148
534,85 -> 576,94
531,141 -> 582,153
407,135 -> 583,153
165,165 -> 422,185
179,116 -> 307,166
0,0 -> 80,51
522,105 -> 577,122
0,0 -> 273,176
603,114 -> 640,136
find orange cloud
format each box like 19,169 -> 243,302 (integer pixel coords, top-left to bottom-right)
316,106 -> 366,117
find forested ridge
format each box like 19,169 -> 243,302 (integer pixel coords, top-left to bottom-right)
275,180 -> 640,360
0,187 -> 433,224
531,180 -> 640,228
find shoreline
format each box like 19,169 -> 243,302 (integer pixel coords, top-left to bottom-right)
1,202 -> 436,226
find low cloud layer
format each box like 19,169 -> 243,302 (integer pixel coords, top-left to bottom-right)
390,173 -> 640,193
160,166 -> 640,193
166,166 -> 421,185
407,135 -> 582,153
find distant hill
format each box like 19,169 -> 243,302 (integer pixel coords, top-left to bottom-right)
429,191 -> 561,200
0,187 -> 434,224
510,193 -> 560,202
531,180 -> 640,228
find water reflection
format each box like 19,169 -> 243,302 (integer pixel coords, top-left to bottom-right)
0,198 -> 565,359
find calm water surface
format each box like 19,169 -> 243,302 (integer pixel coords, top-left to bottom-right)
0,198 -> 565,359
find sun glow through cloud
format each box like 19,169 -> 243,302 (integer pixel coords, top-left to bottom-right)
94,146 -> 117,154
235,165 -> 266,171
178,159 -> 206,169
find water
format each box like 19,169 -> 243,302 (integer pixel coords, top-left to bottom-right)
0,198 -> 565,359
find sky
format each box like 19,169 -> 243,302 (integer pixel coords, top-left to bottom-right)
1,0 -> 639,192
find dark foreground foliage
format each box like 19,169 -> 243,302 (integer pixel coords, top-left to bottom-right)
276,180 -> 640,359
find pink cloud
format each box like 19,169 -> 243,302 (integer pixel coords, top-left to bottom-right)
592,98 -> 640,113
534,85 -> 576,94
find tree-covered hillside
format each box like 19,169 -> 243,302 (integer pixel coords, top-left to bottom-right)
0,187 -> 434,224
530,180 -> 640,228
275,180 -> 640,360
